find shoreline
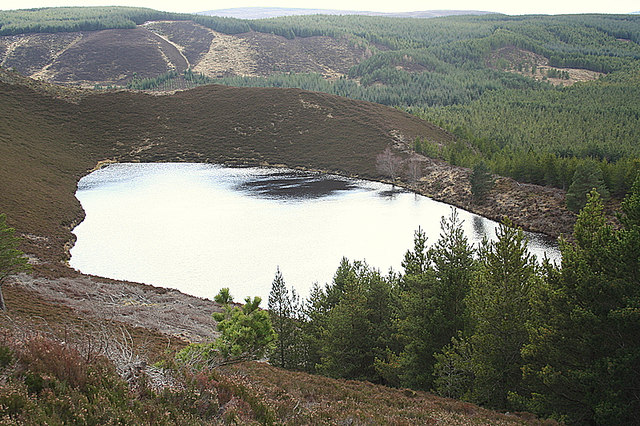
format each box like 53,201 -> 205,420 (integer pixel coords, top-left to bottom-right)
230,157 -> 576,240
79,158 -> 572,239
13,156 -> 574,349
64,161 -> 562,309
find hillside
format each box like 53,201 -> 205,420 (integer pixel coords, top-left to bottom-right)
0,69 -> 560,424
0,20 -> 368,86
2,8 -> 638,202
0,279 -> 551,424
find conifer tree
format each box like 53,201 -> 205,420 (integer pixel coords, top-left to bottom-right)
268,268 -> 303,369
565,161 -> 609,212
177,289 -> 276,369
300,282 -> 329,373
393,211 -> 475,390
454,220 -> 539,408
318,277 -> 374,380
212,290 -> 275,364
470,162 -> 494,202
298,257 -> 359,374
428,209 -> 475,338
317,261 -> 395,383
522,187 -> 640,424
433,333 -> 474,399
393,227 -> 436,389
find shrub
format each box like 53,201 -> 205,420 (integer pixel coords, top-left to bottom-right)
0,344 -> 13,369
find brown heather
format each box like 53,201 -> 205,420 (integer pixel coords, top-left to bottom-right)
0,66 -> 450,270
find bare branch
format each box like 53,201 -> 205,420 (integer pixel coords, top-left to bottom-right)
376,146 -> 404,183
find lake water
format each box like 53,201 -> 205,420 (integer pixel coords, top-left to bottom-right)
70,163 -> 560,303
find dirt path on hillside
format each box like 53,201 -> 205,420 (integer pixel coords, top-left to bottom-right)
148,31 -> 190,71
31,34 -> 84,81
143,24 -> 191,69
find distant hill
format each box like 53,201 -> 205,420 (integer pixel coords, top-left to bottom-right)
198,7 -> 494,19
0,20 -> 368,86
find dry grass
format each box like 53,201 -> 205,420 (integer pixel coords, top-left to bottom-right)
0,283 -> 185,361
9,273 -> 220,344
217,362 -> 556,425
236,31 -> 369,78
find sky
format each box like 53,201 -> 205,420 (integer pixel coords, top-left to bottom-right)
0,0 -> 638,15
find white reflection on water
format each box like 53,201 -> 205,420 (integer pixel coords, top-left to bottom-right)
70,163 -> 560,302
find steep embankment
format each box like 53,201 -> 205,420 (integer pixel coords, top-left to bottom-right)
0,77 -> 94,270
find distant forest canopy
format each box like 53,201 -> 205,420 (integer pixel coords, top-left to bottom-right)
3,8 -> 639,65
0,7 -> 249,36
3,7 -> 640,195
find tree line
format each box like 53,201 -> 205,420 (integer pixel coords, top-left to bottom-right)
0,6 -> 253,36
259,179 -> 640,424
412,66 -> 640,198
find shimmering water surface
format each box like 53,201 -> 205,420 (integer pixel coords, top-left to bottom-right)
70,163 -> 560,302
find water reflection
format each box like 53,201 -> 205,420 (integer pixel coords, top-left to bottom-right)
237,171 -> 357,200
472,216 -> 487,240
377,187 -> 408,199
70,163 -> 560,302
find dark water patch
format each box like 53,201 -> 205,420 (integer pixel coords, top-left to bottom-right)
236,171 -> 357,200
377,187 -> 410,199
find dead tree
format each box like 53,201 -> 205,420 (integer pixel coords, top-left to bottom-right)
376,146 -> 404,183
406,155 -> 423,184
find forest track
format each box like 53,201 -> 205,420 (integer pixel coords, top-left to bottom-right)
143,22 -> 191,69
30,33 -> 83,81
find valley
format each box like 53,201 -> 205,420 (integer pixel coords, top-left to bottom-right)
1,7 -> 639,424
0,67 -> 557,424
